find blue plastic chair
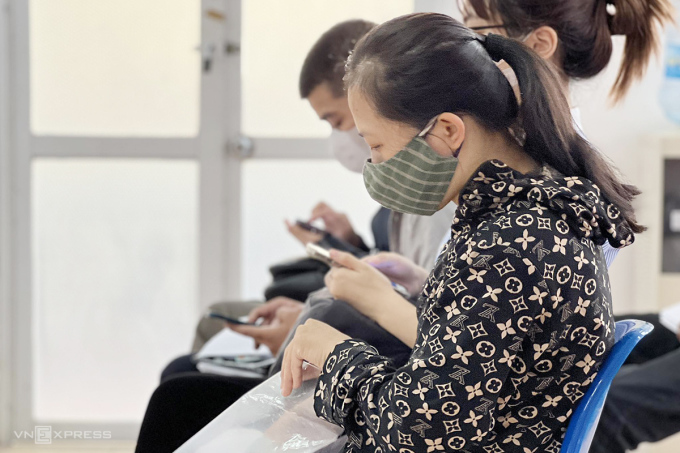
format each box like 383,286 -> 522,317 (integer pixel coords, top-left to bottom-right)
561,319 -> 654,453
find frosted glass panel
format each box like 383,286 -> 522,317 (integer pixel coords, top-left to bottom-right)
32,159 -> 198,421
241,160 -> 381,299
242,0 -> 414,138
30,0 -> 200,137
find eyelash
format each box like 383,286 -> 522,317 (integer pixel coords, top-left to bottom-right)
371,145 -> 382,152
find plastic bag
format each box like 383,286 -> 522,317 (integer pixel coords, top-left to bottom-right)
175,372 -> 345,453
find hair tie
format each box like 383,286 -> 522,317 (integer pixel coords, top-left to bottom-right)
605,0 -> 617,16
481,33 -> 505,63
604,0 -> 625,35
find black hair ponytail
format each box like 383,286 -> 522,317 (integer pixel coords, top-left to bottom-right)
481,33 -> 644,233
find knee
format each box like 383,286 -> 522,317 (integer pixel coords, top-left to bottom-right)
160,354 -> 197,382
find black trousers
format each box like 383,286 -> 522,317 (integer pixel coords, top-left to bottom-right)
159,354 -> 198,382
590,313 -> 680,453
135,372 -> 263,453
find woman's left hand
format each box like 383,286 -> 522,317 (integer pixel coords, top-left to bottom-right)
280,319 -> 350,397
324,250 -> 396,320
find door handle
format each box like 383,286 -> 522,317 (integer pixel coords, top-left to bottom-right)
195,43 -> 216,73
228,136 -> 255,159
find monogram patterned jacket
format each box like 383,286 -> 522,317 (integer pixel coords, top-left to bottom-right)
314,160 -> 635,453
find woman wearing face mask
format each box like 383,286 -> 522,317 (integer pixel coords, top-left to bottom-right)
363,0 -> 673,301
280,13 -> 642,453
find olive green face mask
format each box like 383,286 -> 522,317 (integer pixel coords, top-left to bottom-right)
362,117 -> 460,216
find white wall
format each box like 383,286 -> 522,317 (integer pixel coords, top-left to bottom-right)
241,159 -> 381,299
573,34 -> 678,315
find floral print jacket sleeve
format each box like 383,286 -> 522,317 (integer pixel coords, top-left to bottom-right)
314,161 -> 633,453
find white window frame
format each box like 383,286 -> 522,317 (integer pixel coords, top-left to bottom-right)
1,0 -> 14,445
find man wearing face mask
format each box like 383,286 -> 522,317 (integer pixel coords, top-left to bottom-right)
290,19 -> 457,270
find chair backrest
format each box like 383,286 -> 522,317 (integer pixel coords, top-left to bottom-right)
560,319 -> 654,453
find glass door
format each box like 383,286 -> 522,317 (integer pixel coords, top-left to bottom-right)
7,0 -> 240,440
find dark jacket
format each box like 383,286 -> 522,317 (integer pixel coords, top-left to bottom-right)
314,160 -> 634,453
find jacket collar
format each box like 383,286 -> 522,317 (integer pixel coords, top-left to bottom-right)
452,160 -> 635,249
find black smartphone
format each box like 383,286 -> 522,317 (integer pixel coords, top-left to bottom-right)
295,220 -> 327,235
207,312 -> 256,326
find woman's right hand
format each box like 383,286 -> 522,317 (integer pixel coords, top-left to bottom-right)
362,252 -> 430,297
326,250 -> 419,348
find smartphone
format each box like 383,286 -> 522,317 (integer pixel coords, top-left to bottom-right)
391,282 -> 411,298
306,243 -> 338,267
207,312 -> 256,326
302,360 -> 321,371
296,220 -> 327,236
308,243 -> 411,298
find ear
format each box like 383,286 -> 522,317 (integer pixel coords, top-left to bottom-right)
523,25 -> 559,61
426,113 -> 465,158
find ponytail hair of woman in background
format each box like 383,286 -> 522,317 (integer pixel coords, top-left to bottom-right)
460,0 -> 675,102
280,13 -> 640,453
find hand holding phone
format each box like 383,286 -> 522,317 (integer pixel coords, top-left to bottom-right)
309,244 -> 410,298
207,312 -> 257,326
295,220 -> 328,236
306,243 -> 341,267
391,282 -> 411,298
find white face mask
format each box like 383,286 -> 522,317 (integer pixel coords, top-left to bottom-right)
329,128 -> 371,174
